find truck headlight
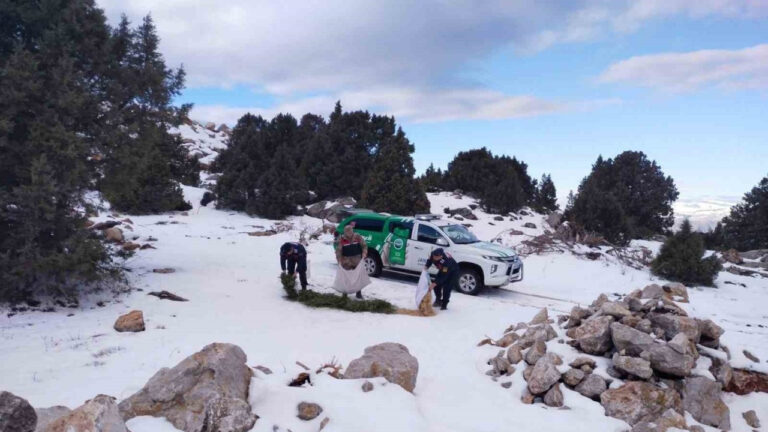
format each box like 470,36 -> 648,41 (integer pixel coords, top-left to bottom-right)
482,255 -> 506,262
491,264 -> 498,273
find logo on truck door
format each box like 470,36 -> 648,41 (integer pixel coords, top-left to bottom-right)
393,238 -> 404,250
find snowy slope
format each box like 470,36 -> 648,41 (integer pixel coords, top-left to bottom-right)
170,119 -> 230,167
1,190 -> 767,432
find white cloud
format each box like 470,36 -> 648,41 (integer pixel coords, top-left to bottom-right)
96,0 -> 767,121
598,44 -> 768,91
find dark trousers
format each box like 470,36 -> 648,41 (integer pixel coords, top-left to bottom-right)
287,259 -> 308,289
434,273 -> 457,306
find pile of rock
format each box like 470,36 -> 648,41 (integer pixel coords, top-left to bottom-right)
480,283 -> 764,431
443,207 -> 478,220
304,197 -> 358,222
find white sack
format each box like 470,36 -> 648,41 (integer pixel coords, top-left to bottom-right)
333,260 -> 371,294
415,271 -> 430,309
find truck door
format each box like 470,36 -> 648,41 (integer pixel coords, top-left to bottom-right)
406,223 -> 448,272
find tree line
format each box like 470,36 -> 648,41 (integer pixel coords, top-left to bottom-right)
1,1 -> 196,302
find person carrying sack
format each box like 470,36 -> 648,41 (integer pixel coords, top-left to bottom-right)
424,248 -> 458,310
280,242 -> 308,290
336,225 -> 368,298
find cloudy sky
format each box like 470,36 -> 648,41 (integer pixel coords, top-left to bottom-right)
97,0 -> 768,205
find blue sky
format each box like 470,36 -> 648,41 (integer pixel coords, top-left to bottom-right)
99,1 -> 768,203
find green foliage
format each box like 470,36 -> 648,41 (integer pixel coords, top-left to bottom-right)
533,174 -> 559,213
99,15 -> 194,213
720,174 -> 768,251
0,0 -> 113,302
279,273 -> 396,313
442,148 -> 536,213
420,163 -> 445,192
567,151 -> 678,245
360,128 -> 430,215
651,220 -> 722,286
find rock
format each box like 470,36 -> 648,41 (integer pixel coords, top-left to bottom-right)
118,343 -> 257,432
575,374 -> 606,399
708,357 -> 733,387
204,121 -> 217,131
610,323 -> 694,377
682,376 -> 731,430
501,382 -> 512,389
600,381 -> 683,426
524,339 -> 547,366
722,249 -> 743,264
34,406 -> 71,432
543,384 -> 564,407
361,381 -> 374,392
580,365 -> 593,374
447,207 -> 477,220
566,316 -> 614,355
495,332 -> 519,348
612,353 -> 653,379
529,308 -> 549,325
630,408 -> 687,432
523,366 -> 533,382
546,352 -> 563,366
507,345 -> 523,364
344,342 -> 419,393
297,402 -> 322,421
521,388 -> 535,404
743,410 -> 760,428
46,395 -> 127,432
489,351 -> 514,376
562,368 -> 585,387
725,368 -> 768,395
91,220 -> 121,230
104,227 -> 123,243
620,315 -> 641,328
569,357 -> 597,369
523,222 -> 537,229
254,365 -> 272,375
518,326 -> 551,349
662,283 -> 689,302
0,391 -> 37,432
599,302 -> 632,319
687,426 -> 705,432
152,268 -> 175,274
585,251 -> 601,260
493,216 -> 504,221
743,349 -> 760,363
696,319 -> 724,347
647,313 -> 700,343
122,242 -> 141,251
113,310 -> 145,332
640,284 -> 664,299
636,319 -> 653,334
625,296 -> 645,312
546,212 -> 562,228
590,293 -> 610,309
527,355 -> 561,395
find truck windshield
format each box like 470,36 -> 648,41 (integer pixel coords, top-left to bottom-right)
442,224 -> 480,244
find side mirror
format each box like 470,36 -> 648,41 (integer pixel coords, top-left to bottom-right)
436,238 -> 449,247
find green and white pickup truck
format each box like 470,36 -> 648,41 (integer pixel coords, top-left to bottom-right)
334,212 -> 523,295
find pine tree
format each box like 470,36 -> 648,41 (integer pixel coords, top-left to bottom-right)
569,179 -> 630,244
651,219 -> 722,286
360,128 -> 430,215
249,142 -> 308,219
721,174 -> 768,251
99,15 -> 194,214
0,1 -> 112,302
420,163 -> 445,192
534,173 -> 559,213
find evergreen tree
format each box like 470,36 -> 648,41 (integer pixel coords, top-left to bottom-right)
702,222 -> 726,251
99,15 -> 194,214
651,219 -> 722,286
213,114 -> 269,210
534,173 -> 559,213
721,174 -> 768,251
0,0 -> 112,302
249,143 -> 308,219
420,163 -> 445,192
360,128 -> 429,215
568,151 -> 678,244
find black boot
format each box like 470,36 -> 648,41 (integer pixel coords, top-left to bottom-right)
433,298 -> 441,307
440,304 -> 448,310
356,291 -> 363,299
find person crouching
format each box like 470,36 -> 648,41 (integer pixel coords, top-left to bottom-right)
280,242 -> 308,290
425,248 -> 458,310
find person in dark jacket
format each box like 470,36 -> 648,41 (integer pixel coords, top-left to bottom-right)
424,248 -> 458,310
280,242 -> 308,290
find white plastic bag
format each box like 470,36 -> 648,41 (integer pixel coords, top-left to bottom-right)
333,260 -> 371,294
415,271 -> 430,309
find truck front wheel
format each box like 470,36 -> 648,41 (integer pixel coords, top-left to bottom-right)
456,268 -> 483,295
363,252 -> 383,277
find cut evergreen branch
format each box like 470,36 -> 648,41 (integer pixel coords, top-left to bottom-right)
280,273 -> 396,314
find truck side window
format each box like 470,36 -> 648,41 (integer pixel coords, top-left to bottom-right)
352,218 -> 384,232
417,224 -> 442,244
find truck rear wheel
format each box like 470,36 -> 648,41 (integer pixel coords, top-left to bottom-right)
456,268 -> 483,295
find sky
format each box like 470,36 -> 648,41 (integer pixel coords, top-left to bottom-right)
97,0 -> 768,206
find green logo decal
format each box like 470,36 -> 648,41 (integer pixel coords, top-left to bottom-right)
393,238 -> 404,250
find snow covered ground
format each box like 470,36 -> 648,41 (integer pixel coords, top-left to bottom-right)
1,191 -> 767,432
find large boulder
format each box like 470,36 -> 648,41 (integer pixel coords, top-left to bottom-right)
0,391 -> 37,432
344,343 -> 419,393
697,319 -> 724,347
630,408 -> 687,432
104,227 -> 123,243
566,316 -> 614,355
612,353 -> 653,380
575,374 -> 607,400
118,343 -> 257,432
721,249 -> 743,264
45,395 -> 127,432
114,310 -> 145,332
681,377 -> 731,430
600,381 -> 683,426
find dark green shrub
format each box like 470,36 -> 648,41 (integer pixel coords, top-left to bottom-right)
651,219 -> 722,286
